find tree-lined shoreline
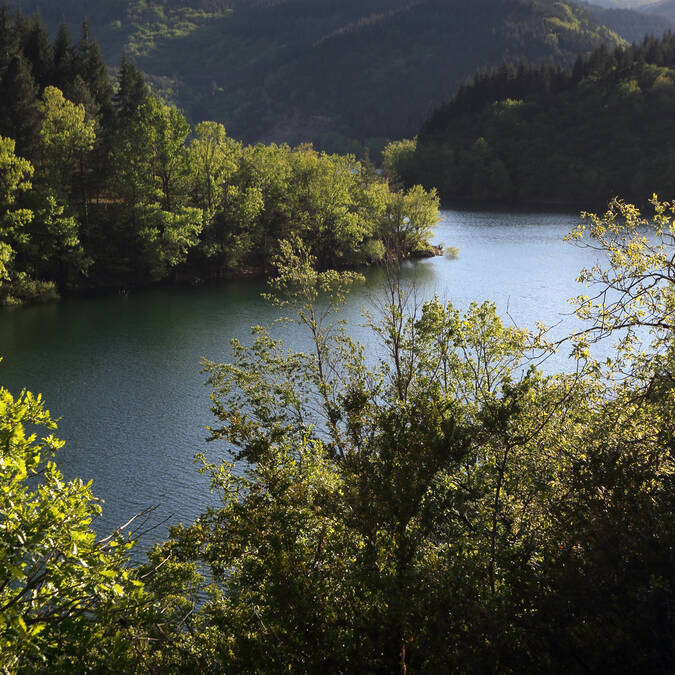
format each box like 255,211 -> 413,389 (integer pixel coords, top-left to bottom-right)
0,8 -> 440,307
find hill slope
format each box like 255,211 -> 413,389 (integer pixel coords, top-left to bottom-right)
400,33 -> 675,205
644,0 -> 675,21
12,0 -> 626,146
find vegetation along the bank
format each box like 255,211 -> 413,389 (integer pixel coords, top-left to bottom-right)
0,7 -> 439,306
390,32 -> 675,206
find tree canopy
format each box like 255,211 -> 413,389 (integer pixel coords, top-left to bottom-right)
399,32 -> 675,206
0,8 -> 440,306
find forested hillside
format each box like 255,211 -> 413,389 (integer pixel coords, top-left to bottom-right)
394,32 -> 675,205
584,2 -> 674,43
9,0 -> 633,148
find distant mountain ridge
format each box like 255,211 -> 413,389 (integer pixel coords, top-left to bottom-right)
5,0 -> 641,147
582,1 -> 674,43
587,0 -> 675,22
643,0 -> 675,21
590,1 -> 656,7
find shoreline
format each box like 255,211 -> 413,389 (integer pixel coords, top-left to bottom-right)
1,248 -> 445,310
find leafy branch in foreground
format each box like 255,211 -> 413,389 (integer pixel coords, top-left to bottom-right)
146,211 -> 672,671
4,195 -> 672,671
566,196 -> 675,379
0,383 -> 148,671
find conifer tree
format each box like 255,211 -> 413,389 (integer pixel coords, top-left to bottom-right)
114,54 -> 149,125
0,55 -> 40,157
22,12 -> 53,89
0,3 -> 18,76
75,17 -> 112,120
53,20 -> 73,91
11,3 -> 26,50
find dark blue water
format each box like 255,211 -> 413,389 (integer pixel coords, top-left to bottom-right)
0,208 -> 601,556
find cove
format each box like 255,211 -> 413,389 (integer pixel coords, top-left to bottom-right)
0,207 -> 602,557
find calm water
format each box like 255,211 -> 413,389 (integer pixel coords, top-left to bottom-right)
0,208 -> 602,555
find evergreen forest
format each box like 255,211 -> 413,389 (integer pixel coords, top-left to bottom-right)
10,0 -> 671,150
395,32 -> 675,205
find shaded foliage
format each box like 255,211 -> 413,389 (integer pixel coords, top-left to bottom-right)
402,32 -> 675,206
8,0 -> 630,146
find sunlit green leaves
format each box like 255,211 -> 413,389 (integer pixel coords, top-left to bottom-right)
567,196 -> 675,381
0,136 -> 34,292
0,385 -> 147,671
37,86 -> 95,188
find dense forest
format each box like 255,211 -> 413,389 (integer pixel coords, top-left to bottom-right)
0,7 -> 441,307
393,32 -> 675,205
9,0 -> 660,150
583,1 -> 675,43
2,198 -> 674,671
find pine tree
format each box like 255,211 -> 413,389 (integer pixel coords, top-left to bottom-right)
11,3 -> 26,50
114,54 -> 149,124
66,73 -> 97,113
53,20 -> 73,91
22,12 -> 54,89
0,3 -> 18,77
0,55 -> 40,157
75,17 -> 113,120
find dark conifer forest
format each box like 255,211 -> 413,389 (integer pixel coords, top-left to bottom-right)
395,32 -> 675,206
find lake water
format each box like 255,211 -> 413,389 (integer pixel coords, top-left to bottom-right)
0,207 -> 604,556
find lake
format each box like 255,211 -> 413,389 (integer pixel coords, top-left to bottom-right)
0,207 -> 603,556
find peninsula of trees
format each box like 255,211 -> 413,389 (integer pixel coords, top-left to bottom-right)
0,8 -> 439,306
